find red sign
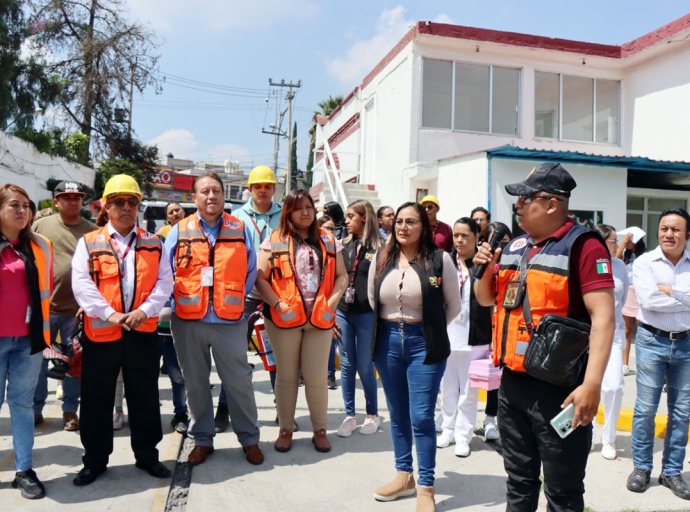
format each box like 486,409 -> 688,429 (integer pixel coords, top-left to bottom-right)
173,173 -> 194,191
152,169 -> 173,189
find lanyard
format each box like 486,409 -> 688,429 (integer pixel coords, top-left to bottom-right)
110,233 -> 136,274
348,242 -> 362,286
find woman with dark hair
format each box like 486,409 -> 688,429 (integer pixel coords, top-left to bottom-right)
0,183 -> 53,499
617,230 -> 646,375
595,224 -> 629,460
256,189 -> 348,454
436,217 -> 493,458
368,201 -> 460,511
335,200 -> 384,438
377,205 -> 395,239
323,201 -> 347,240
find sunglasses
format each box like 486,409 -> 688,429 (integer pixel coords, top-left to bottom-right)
108,197 -> 140,208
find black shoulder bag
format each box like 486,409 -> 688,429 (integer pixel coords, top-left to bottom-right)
517,245 -> 590,387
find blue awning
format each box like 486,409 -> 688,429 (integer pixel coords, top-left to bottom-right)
486,145 -> 690,173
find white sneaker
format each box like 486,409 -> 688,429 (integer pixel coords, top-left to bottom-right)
484,422 -> 499,441
113,411 -> 125,430
436,430 -> 455,448
56,383 -> 64,399
601,442 -> 617,460
336,416 -> 357,438
360,415 -> 381,435
623,365 -> 635,376
455,441 -> 471,457
434,413 -> 443,433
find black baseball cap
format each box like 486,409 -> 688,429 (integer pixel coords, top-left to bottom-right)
54,181 -> 86,198
505,163 -> 577,198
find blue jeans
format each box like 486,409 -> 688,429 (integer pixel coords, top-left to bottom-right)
34,313 -> 81,413
336,309 -> 377,416
374,321 -> 446,487
0,336 -> 44,471
159,334 -> 187,415
632,326 -> 690,475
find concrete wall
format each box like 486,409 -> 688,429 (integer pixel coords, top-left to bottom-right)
437,153 -> 488,225
0,131 -> 94,202
624,43 -> 690,161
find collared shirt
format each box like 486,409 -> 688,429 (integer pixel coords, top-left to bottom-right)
72,222 -> 174,321
164,212 -> 257,324
633,245 -> 690,332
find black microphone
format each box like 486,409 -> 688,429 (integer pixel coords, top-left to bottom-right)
474,223 -> 511,280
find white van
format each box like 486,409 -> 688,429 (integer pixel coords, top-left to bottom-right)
139,200 -> 235,233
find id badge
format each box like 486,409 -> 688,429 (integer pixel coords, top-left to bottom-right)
344,286 -> 355,303
502,280 -> 524,310
201,266 -> 214,287
307,273 -> 318,293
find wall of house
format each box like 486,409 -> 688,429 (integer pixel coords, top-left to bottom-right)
489,159 -> 628,234
437,153 -> 489,225
0,131 -> 94,202
624,43 -> 690,161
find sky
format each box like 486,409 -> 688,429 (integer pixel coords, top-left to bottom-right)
122,0 -> 690,175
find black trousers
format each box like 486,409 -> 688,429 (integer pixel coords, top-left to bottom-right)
485,388 -> 498,417
80,330 -> 163,469
499,369 -> 592,512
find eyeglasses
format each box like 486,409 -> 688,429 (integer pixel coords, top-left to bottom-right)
422,204 -> 436,211
108,197 -> 140,208
517,194 -> 564,205
395,218 -> 420,227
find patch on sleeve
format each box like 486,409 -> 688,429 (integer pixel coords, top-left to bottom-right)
595,258 -> 610,274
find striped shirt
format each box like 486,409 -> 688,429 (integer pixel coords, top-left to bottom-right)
633,246 -> 690,332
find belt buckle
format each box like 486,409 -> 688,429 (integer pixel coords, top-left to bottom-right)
670,331 -> 681,341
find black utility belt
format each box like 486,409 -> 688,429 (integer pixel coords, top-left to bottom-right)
639,322 -> 690,341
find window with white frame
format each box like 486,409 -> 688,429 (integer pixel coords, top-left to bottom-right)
422,58 -> 520,135
535,72 -> 620,144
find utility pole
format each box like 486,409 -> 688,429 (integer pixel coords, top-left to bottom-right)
264,78 -> 301,195
127,60 -> 136,140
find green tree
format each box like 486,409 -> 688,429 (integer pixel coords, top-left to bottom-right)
95,158 -> 144,198
27,0 -> 162,162
0,0 -> 60,130
305,95 -> 343,184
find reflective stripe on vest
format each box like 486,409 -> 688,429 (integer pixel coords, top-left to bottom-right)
173,213 -> 247,320
267,228 -> 337,330
83,226 -> 161,342
30,234 -> 53,346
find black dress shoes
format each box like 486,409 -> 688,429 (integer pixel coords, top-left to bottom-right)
73,467 -> 107,486
626,468 -> 651,493
660,473 -> 690,500
135,461 -> 172,478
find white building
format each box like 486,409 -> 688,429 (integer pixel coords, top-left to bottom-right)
0,131 -> 95,202
313,14 -> 690,248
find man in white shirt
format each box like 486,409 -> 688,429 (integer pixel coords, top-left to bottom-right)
626,208 -> 690,500
71,174 -> 173,486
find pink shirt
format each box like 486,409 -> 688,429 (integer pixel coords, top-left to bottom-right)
261,236 -> 343,317
0,242 -> 30,337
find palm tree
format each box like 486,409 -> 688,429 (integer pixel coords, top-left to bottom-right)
305,95 -> 344,181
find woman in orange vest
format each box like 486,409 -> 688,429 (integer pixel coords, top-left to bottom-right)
255,189 -> 348,454
0,183 -> 53,500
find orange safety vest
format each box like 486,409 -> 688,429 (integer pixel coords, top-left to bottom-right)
31,234 -> 53,347
173,213 -> 247,321
267,229 -> 337,330
83,226 -> 161,342
493,225 -> 592,372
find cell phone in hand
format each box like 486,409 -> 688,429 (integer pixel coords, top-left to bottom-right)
550,403 -> 575,439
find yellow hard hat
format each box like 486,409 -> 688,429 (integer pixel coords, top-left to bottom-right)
247,165 -> 277,187
419,194 -> 440,208
102,174 -> 142,202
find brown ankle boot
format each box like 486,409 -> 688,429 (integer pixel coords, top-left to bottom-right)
416,486 -> 435,512
373,471 -> 416,502
274,428 -> 293,453
312,428 -> 331,452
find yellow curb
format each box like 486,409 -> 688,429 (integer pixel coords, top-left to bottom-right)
477,389 -> 671,439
